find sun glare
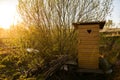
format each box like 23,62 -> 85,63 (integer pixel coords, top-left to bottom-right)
0,0 -> 18,29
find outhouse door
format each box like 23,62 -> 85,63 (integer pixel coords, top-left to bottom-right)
78,24 -> 100,69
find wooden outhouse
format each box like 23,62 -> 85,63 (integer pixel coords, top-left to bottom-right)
73,21 -> 105,69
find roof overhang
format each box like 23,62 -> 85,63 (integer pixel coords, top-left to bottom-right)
72,21 -> 106,29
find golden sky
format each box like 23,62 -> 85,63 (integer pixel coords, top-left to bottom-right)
0,0 -> 18,29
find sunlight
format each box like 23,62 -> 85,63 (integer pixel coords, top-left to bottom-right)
0,0 -> 18,29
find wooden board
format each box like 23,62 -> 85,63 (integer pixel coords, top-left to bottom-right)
77,25 -> 99,69
79,41 -> 99,45
77,25 -> 99,29
79,30 -> 99,34
78,49 -> 99,53
78,45 -> 99,49
78,57 -> 99,69
78,53 -> 99,61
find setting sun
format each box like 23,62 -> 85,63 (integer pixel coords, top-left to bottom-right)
0,0 -> 18,29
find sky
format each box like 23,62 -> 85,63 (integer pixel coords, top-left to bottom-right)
0,0 -> 120,29
107,0 -> 120,23
0,0 -> 18,29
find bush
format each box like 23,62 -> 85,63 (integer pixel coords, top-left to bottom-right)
0,23 -> 77,79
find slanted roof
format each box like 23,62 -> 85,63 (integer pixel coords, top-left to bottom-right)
73,21 -> 106,29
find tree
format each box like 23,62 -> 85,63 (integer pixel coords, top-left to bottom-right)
17,0 -> 113,57
18,0 -> 113,26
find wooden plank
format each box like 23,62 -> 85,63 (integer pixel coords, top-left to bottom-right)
78,37 -> 99,41
78,25 -> 99,29
79,29 -> 99,33
78,59 -> 99,63
78,50 -> 99,55
78,55 -> 99,60
79,53 -> 98,56
78,50 -> 99,53
79,32 -> 99,35
78,58 -> 99,62
78,63 -> 99,67
78,64 -> 98,68
78,51 -> 99,54
78,48 -> 99,52
78,55 -> 99,58
79,30 -> 99,36
78,58 -> 99,61
79,34 -> 99,38
79,42 -> 99,45
78,57 -> 99,60
78,61 -> 99,67
78,40 -> 99,44
78,56 -> 99,62
78,57 -> 98,60
80,40 -> 99,43
78,53 -> 99,56
78,52 -> 99,69
78,27 -> 99,30
78,64 -> 99,69
79,40 -> 99,45
80,34 -> 98,37
78,45 -> 99,49
78,59 -> 99,62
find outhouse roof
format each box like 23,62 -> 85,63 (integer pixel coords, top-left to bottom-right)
73,21 -> 105,29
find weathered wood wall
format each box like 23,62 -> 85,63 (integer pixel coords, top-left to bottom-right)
78,25 -> 99,69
